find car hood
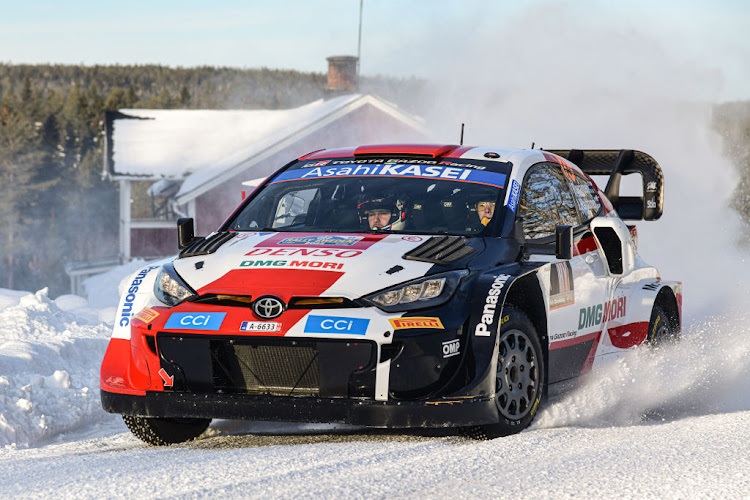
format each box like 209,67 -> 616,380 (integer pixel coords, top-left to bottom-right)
172,232 -> 448,300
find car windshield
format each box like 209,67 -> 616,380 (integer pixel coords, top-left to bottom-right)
225,157 -> 510,236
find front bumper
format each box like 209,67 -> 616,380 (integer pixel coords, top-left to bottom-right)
101,389 -> 499,428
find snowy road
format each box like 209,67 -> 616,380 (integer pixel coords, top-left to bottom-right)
1,285 -> 748,498
2,411 -> 749,499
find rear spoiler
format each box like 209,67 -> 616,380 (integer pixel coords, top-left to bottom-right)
545,149 -> 663,221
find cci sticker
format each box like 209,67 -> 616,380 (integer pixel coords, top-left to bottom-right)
304,315 -> 369,335
164,312 -> 227,331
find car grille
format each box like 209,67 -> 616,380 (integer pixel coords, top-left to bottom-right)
212,341 -> 320,396
156,334 -> 376,398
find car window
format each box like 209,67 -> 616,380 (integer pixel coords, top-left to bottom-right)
272,188 -> 318,228
518,163 -> 581,240
570,172 -> 602,223
227,158 -> 511,235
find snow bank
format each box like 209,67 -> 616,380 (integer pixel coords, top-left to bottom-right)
0,288 -> 114,448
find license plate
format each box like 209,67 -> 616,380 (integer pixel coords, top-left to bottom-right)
240,321 -> 282,332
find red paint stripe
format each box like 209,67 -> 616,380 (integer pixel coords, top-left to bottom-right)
580,331 -> 602,374
354,144 -> 460,158
301,147 -> 357,160
607,321 -> 649,349
197,268 -> 346,336
100,338 -> 148,396
198,269 -> 344,300
574,235 -> 598,256
550,320 -> 651,351
443,145 -> 474,158
550,330 -> 600,350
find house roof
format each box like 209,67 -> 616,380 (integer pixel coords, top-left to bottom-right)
105,94 -> 426,205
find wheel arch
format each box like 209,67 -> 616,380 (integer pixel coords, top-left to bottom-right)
502,271 -> 549,384
654,285 -> 681,336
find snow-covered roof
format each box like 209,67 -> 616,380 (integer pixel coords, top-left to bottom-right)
106,94 -> 426,205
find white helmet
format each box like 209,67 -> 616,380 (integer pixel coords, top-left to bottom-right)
357,197 -> 408,231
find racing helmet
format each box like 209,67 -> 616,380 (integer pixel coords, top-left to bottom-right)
467,194 -> 498,227
357,197 -> 408,231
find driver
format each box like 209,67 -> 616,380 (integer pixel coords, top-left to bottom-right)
357,197 -> 408,230
476,199 -> 496,226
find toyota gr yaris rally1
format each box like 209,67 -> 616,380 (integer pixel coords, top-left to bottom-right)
100,144 -> 681,445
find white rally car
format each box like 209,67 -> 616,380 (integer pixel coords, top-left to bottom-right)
100,144 -> 682,445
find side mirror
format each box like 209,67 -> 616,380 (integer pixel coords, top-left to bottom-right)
555,225 -> 573,260
177,218 -> 195,249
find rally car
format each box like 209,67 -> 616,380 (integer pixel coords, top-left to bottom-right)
100,144 -> 682,445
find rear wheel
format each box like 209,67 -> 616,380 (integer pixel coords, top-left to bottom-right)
123,415 -> 211,446
647,305 -> 679,347
463,307 -> 545,439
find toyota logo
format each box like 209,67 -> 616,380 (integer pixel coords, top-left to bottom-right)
253,296 -> 285,319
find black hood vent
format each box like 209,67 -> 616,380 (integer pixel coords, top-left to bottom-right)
179,232 -> 235,258
403,236 -> 475,264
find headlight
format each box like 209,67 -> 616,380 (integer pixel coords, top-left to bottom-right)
154,264 -> 196,306
363,270 -> 468,312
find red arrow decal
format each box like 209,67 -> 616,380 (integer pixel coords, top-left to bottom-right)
158,368 -> 174,387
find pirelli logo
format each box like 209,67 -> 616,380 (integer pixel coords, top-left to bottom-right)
134,307 -> 159,324
389,317 -> 444,330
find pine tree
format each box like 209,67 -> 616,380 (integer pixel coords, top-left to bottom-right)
0,89 -> 55,289
179,85 -> 190,107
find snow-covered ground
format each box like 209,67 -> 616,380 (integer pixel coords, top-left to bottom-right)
1,279 -> 749,497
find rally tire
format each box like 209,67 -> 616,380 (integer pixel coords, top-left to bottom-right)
647,305 -> 679,347
123,415 -> 211,446
463,307 -> 545,440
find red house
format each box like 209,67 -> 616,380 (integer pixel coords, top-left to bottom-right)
103,57 -> 427,262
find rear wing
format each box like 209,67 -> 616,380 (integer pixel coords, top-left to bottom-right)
546,149 -> 663,221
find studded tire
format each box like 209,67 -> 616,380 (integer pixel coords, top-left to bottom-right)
647,305 -> 679,347
462,307 -> 545,440
123,415 -> 211,446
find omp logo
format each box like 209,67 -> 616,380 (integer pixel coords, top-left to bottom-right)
475,274 -> 511,336
304,315 -> 369,335
442,339 -> 460,358
119,266 -> 160,328
578,297 -> 627,329
389,317 -> 444,330
164,312 -> 227,331
239,260 -> 343,270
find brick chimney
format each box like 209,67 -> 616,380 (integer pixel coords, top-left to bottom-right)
326,56 -> 359,92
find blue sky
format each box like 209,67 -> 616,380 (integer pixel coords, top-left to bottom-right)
1,0 -> 748,100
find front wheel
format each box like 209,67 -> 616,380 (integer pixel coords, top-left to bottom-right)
464,307 -> 545,439
123,415 -> 211,446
